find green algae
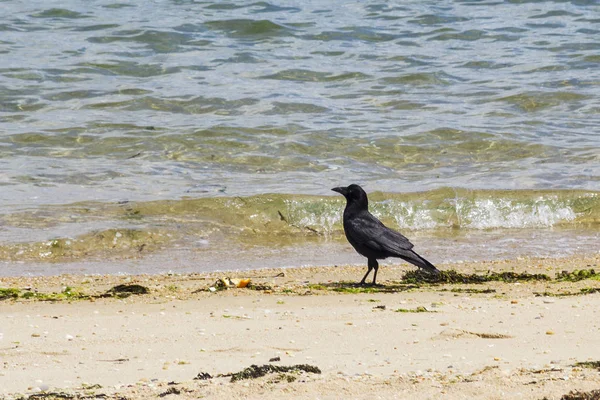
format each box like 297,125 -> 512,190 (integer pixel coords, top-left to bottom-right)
395,306 -> 432,313
0,287 -> 20,300
20,286 -> 89,302
1,284 -> 150,302
307,282 -> 419,294
535,286 -> 600,297
401,269 -> 551,285
555,269 -> 600,282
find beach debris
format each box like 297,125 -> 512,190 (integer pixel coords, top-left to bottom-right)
193,372 -> 213,380
530,367 -> 563,374
159,387 -> 181,397
373,305 -> 386,310
269,356 -> 281,362
248,283 -> 272,291
102,284 -> 149,298
233,278 -> 251,288
550,389 -> 600,400
80,383 -> 102,389
395,306 -> 431,313
580,288 -> 600,295
572,361 -> 600,370
470,365 -> 499,376
534,287 -> 600,297
214,277 -> 251,289
435,329 -> 513,340
98,358 -> 129,363
22,393 -> 74,399
221,364 -> 321,382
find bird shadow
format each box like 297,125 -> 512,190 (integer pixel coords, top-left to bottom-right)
307,281 -> 420,294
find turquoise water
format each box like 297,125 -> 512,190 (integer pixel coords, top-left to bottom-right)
0,1 -> 599,275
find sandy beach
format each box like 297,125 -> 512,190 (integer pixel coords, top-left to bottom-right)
1,255 -> 600,399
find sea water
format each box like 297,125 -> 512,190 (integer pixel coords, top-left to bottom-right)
1,1 -> 598,275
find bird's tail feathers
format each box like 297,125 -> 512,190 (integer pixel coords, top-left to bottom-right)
406,251 -> 440,275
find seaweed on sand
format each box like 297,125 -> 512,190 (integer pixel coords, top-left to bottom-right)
222,364 -> 321,382
572,361 -> 600,370
547,389 -> 600,400
556,269 -> 600,282
101,284 -> 149,298
402,269 -> 551,285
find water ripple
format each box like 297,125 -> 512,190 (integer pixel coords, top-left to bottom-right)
0,0 -> 599,208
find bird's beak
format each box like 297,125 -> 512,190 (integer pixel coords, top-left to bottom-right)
331,186 -> 347,195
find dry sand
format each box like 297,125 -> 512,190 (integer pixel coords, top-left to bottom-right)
1,255 -> 600,399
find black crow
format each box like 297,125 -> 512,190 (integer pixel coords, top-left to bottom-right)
332,184 -> 440,285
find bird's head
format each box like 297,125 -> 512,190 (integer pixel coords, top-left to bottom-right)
331,184 -> 368,208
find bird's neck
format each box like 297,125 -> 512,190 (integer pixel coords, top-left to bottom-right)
344,200 -> 368,217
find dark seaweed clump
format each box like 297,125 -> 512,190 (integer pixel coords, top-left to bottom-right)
158,387 -> 181,397
225,364 -> 321,382
553,389 -> 600,400
402,269 -> 551,285
572,361 -> 600,370
102,284 -> 149,298
449,288 -> 496,294
16,393 -> 76,400
194,372 -> 213,380
580,288 -> 600,295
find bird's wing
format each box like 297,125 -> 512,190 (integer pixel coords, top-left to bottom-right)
346,212 -> 414,253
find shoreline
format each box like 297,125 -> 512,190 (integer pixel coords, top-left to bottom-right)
1,255 -> 600,399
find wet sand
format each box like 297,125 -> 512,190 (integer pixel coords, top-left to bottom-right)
1,255 -> 600,399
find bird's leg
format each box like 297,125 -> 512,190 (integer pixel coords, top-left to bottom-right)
359,261 -> 374,285
371,259 -> 379,285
